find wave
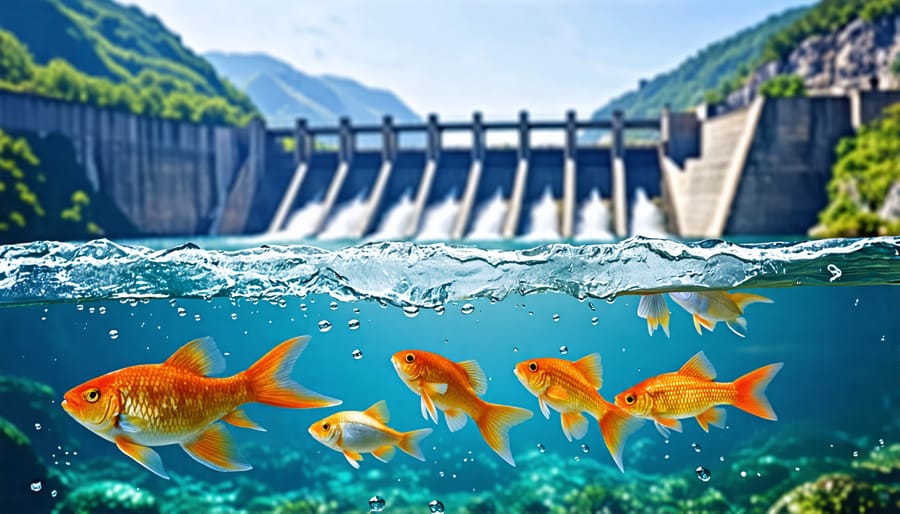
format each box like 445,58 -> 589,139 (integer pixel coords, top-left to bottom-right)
0,237 -> 898,307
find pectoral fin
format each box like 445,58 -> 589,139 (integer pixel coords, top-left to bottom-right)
372,445 -> 396,463
695,407 -> 727,432
115,436 -> 169,479
343,449 -> 363,469
180,423 -> 251,472
560,411 -> 589,441
545,385 -> 568,402
222,408 -> 265,431
538,397 -> 551,419
653,417 -> 682,438
420,393 -> 438,424
117,414 -> 147,434
692,314 -> 715,334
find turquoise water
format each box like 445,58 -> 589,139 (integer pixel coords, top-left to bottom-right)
0,236 -> 898,513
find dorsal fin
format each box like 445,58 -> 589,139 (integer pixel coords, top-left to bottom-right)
678,351 -> 717,380
164,337 -> 226,376
457,360 -> 487,395
573,353 -> 603,389
364,400 -> 390,424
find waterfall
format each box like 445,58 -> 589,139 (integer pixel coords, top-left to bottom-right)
282,201 -> 325,239
369,190 -> 415,241
417,193 -> 460,241
630,187 -> 669,238
318,195 -> 368,240
467,189 -> 507,240
574,189 -> 613,241
520,186 -> 559,241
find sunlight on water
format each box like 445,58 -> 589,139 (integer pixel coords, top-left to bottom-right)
630,188 -> 669,238
283,201 -> 325,238
318,195 -> 368,240
520,186 -> 560,241
417,194 -> 460,241
467,189 -> 507,240
575,188 -> 614,242
369,190 -> 415,241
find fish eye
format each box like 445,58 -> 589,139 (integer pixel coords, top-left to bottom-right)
625,394 -> 635,405
322,423 -> 330,431
528,362 -> 537,372
83,388 -> 100,403
405,353 -> 415,363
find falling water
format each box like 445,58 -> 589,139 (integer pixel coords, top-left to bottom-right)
574,189 -> 613,241
369,190 -> 415,241
318,195 -> 368,240
467,189 -> 507,240
630,187 -> 669,238
520,186 -> 560,241
283,201 -> 325,239
417,193 -> 460,241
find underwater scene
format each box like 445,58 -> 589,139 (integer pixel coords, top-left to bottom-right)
0,236 -> 898,514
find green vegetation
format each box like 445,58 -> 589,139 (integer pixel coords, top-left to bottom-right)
0,0 -> 257,125
590,6 -> 807,121
814,103 -> 900,237
0,128 -> 134,243
759,74 -> 807,98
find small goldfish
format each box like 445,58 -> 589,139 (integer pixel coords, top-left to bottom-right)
513,354 -> 644,472
614,351 -> 783,436
668,291 -> 773,337
62,336 -> 341,479
308,400 -> 433,469
637,294 -> 671,337
391,350 -> 533,466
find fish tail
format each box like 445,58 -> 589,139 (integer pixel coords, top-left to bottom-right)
732,362 -> 783,420
727,292 -> 773,311
243,336 -> 342,409
475,401 -> 533,467
398,428 -> 433,461
638,294 -> 670,337
598,404 -> 645,473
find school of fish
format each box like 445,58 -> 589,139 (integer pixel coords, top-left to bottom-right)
62,293 -> 780,476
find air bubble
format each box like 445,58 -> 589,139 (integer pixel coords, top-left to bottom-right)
428,499 -> 445,512
230,313 -> 238,320
177,307 -> 186,317
591,316 -> 599,326
330,301 -> 338,311
879,438 -> 885,446
76,304 -> 84,311
34,423 -> 41,431
98,306 -> 106,315
581,444 -> 589,453
852,450 -> 859,458
30,481 -> 41,492
552,313 -> 560,322
537,443 -> 545,453
51,490 -> 57,498
403,306 -> 420,318
664,454 -> 670,460
352,349 -> 363,360
434,305 -> 445,315
194,314 -> 201,322
461,304 -> 475,315
692,442 -> 701,453
740,471 -> 747,477
368,495 -> 385,512
318,320 -> 332,332
588,302 -> 595,311
513,346 -> 519,352
559,345 -> 569,355
348,319 -> 361,330
109,329 -> 119,340
695,466 -> 711,482
719,456 -> 725,462
574,456 -> 580,462
827,264 -> 842,282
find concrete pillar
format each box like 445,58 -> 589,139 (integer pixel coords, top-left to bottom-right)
294,118 -> 309,164
611,110 -> 624,160
427,113 -> 441,160
453,111 -> 486,239
472,111 -> 485,161
518,110 -> 530,160
381,115 -> 397,162
504,110 -> 531,238
611,110 -> 627,238
562,110 -> 577,238
339,116 -> 354,164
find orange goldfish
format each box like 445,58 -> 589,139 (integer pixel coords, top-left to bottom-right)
61,336 -> 341,479
308,400 -> 432,469
391,350 -> 533,466
614,351 -> 783,437
668,291 -> 772,337
513,354 -> 644,472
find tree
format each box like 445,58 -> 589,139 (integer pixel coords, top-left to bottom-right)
0,30 -> 35,84
759,74 -> 807,98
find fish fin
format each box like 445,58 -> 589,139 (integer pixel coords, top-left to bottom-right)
222,408 -> 266,432
538,397 -> 551,419
693,314 -> 716,333
444,408 -> 468,432
457,360 -> 488,395
115,436 -> 169,479
733,362 -> 783,420
638,294 -> 670,338
398,428 -> 433,461
573,353 -> 603,389
654,421 -> 671,438
655,416 -> 682,432
243,336 -> 342,409
560,411 -> 589,441
695,407 -> 727,432
164,337 -> 225,376
363,400 -> 390,424
726,317 -> 748,338
180,423 -> 251,472
678,351 -> 717,381
420,394 -> 438,424
545,385 -> 568,402
598,405 -> 646,473
475,401 -> 533,467
117,414 -> 147,434
342,450 -> 362,469
423,382 -> 449,395
726,292 -> 773,310
371,445 -> 395,463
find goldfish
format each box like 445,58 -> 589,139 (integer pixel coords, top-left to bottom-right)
614,351 -> 783,437
308,400 -> 433,469
513,354 -> 644,472
61,336 -> 341,479
391,350 -> 533,466
668,291 -> 773,337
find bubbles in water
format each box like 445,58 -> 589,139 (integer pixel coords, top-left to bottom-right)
329,301 -> 338,311
403,306 -> 420,318
428,499 -> 445,513
98,306 -> 106,315
76,304 -> 84,311
853,298 -> 859,307
300,303 -> 307,311
108,329 -> 119,340
348,319 -> 361,330
879,438 -> 885,446
552,313 -> 560,322
34,423 -> 41,431
740,471 -> 747,478
664,454 -> 670,460
230,313 -> 238,320
30,481 -> 41,492
559,345 -> 569,355
318,320 -> 332,333
537,443 -> 545,453
354,307 -> 361,314
352,349 -> 363,360
695,466 -> 711,482
193,314 -> 201,322
439,471 -> 445,477
434,305 -> 445,316
574,456 -> 580,462
51,490 -> 57,498
591,316 -> 599,326
461,303 -> 475,315
852,450 -> 859,458
827,263 -> 842,282
368,495 -> 385,512
881,335 -> 886,342
719,456 -> 725,462
588,302 -> 595,311
177,307 -> 186,317
692,442 -> 701,453
513,346 -> 519,352
580,444 -> 590,453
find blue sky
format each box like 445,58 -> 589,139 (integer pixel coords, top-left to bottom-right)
129,0 -> 811,120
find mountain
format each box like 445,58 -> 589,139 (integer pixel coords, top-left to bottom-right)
205,51 -> 420,127
590,6 -> 809,122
